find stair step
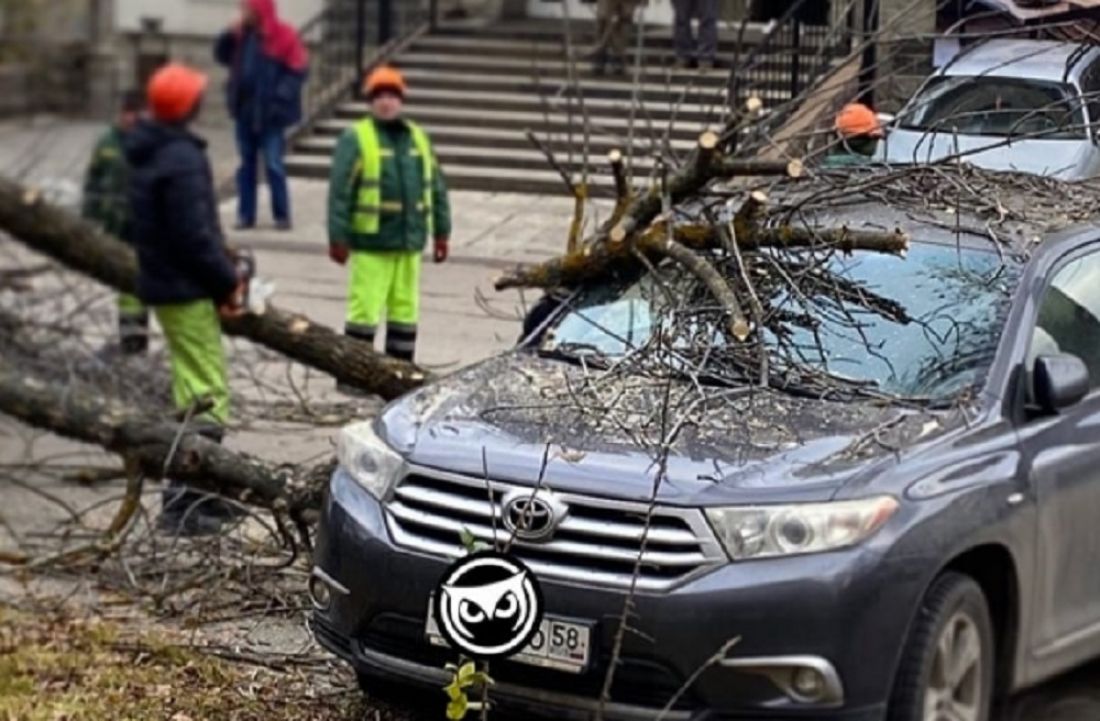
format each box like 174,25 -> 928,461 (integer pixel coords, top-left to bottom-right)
413,32 -> 834,61
326,104 -> 714,140
286,154 -> 618,196
398,68 -> 792,107
309,120 -> 699,153
434,19 -> 767,48
338,90 -> 723,125
396,52 -> 730,87
295,138 -> 668,173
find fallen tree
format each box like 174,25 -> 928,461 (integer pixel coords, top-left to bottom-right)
0,176 -> 428,401
0,354 -> 311,510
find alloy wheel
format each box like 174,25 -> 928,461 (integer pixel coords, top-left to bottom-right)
924,611 -> 984,721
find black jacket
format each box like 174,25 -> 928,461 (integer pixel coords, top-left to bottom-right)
124,121 -> 239,306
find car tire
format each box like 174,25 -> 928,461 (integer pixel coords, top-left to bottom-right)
888,572 -> 995,721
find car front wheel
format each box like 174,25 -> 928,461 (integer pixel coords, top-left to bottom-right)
889,572 -> 995,721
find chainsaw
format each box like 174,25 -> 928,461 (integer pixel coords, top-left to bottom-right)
230,248 -> 276,316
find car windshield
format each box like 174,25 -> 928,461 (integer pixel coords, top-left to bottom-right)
542,243 -> 1021,403
898,76 -> 1087,140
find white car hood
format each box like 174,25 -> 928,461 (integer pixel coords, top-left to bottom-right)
879,129 -> 1095,180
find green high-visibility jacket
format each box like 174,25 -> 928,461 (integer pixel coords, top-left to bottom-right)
82,126 -> 131,239
327,116 -> 452,253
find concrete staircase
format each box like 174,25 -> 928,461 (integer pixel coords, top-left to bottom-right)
286,20 -> 817,196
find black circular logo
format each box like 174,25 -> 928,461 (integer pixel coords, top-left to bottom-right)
433,551 -> 544,659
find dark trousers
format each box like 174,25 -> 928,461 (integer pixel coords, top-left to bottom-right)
235,123 -> 290,225
672,0 -> 719,62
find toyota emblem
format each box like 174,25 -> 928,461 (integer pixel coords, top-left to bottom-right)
501,490 -> 566,542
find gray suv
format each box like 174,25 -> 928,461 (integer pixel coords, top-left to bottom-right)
310,201 -> 1100,720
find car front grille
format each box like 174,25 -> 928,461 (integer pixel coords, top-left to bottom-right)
384,467 -> 726,591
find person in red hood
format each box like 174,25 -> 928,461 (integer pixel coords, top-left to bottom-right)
215,0 -> 308,231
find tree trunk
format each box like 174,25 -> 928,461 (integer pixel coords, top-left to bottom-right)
0,175 -> 429,400
0,355 -> 298,509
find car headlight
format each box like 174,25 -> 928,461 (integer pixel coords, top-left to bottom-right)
705,496 -> 898,561
336,421 -> 405,500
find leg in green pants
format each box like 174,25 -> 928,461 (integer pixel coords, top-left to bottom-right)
345,250 -> 422,361
154,300 -> 230,425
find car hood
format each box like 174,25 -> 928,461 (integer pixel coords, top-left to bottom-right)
378,354 -> 964,507
880,129 -> 1093,180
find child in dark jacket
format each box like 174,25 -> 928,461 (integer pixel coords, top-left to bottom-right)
125,63 -> 245,536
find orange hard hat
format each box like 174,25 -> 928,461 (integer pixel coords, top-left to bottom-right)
147,63 -> 208,123
835,103 -> 883,139
364,65 -> 407,99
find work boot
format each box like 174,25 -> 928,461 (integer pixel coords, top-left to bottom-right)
158,484 -> 228,537
673,57 -> 696,70
120,334 -> 149,356
156,423 -> 243,537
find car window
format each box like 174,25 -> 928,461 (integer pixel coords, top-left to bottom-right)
1080,61 -> 1100,127
1028,252 -> 1100,388
898,76 -> 1087,140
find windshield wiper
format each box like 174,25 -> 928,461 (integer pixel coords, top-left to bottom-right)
536,342 -> 612,368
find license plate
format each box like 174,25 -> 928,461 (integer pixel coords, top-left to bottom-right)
425,597 -> 593,673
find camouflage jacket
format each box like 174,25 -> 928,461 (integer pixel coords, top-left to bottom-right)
82,126 -> 130,239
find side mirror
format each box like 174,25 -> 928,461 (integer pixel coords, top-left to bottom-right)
1033,354 -> 1090,414
877,112 -> 896,127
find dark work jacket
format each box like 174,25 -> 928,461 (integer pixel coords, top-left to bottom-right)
123,120 -> 239,306
215,28 -> 306,131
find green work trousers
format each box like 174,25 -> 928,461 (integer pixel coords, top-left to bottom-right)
154,300 -> 230,425
345,250 -> 422,361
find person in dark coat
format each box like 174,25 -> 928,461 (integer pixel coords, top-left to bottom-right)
125,63 -> 246,536
215,0 -> 308,231
82,89 -> 148,355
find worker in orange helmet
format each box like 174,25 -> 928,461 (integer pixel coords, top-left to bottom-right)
124,63 -> 247,535
824,102 -> 885,168
326,64 -> 451,376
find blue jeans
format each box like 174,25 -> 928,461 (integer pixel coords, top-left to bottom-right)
235,124 -> 290,225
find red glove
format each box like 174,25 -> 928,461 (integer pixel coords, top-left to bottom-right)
329,244 -> 349,266
433,237 -> 449,264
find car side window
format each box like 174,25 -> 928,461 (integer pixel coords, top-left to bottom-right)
1028,252 -> 1100,389
1080,62 -> 1100,127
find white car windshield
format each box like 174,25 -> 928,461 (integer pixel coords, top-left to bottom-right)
898,76 -> 1087,140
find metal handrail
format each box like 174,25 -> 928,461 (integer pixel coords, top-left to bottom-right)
731,0 -> 857,110
293,0 -> 434,142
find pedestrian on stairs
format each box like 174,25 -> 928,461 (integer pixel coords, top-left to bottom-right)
125,63 -> 248,536
672,0 -> 720,70
215,0 -> 309,231
326,66 -> 452,369
82,88 -> 148,356
594,0 -> 645,76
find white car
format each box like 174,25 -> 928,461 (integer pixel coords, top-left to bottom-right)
879,39 -> 1100,180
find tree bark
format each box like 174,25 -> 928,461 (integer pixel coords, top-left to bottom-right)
0,355 -> 295,508
0,175 -> 428,400
495,220 -> 909,291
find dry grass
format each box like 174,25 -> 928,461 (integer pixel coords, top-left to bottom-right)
0,606 -> 371,721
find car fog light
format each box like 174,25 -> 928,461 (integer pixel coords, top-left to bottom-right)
308,575 -> 332,611
791,667 -> 827,701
